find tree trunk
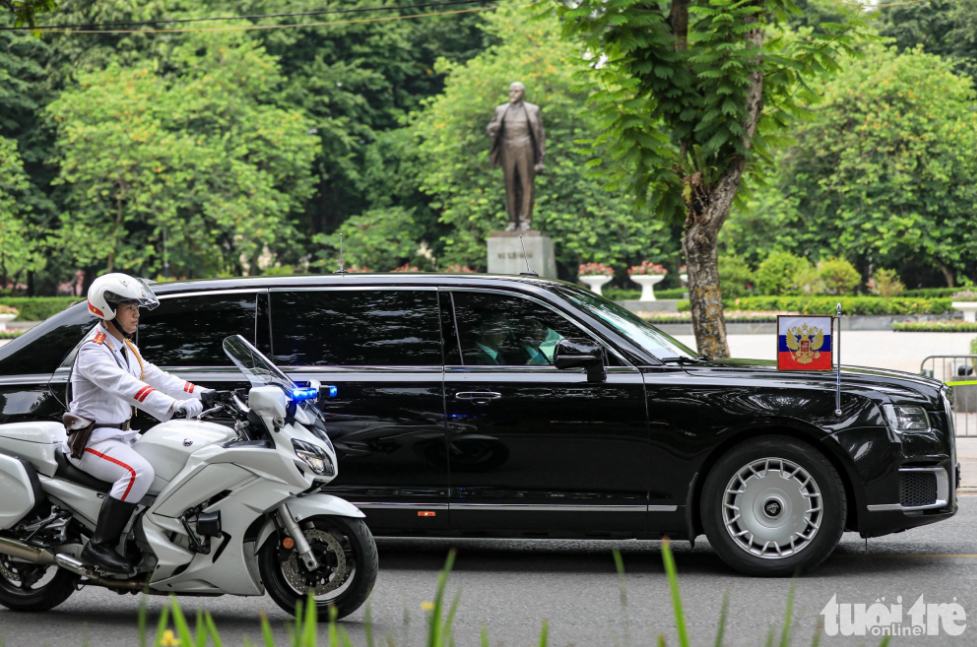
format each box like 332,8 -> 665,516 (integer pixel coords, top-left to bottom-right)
935,258 -> 955,288
683,221 -> 727,358
682,7 -> 764,359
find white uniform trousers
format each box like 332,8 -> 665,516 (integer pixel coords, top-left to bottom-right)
68,436 -> 154,503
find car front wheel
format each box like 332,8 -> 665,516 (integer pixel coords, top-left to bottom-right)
700,435 -> 846,577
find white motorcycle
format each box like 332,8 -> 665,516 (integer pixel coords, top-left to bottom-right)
0,335 -> 377,618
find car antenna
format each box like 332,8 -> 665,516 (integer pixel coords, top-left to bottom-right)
335,232 -> 348,275
518,235 -> 538,277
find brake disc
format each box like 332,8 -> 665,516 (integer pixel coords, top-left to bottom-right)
281,529 -> 349,596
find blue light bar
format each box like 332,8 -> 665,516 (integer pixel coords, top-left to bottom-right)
291,386 -> 319,401
327,385 -> 338,398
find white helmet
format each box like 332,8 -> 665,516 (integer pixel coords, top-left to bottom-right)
87,273 -> 160,320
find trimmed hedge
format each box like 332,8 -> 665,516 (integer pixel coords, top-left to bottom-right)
678,296 -> 954,315
0,297 -> 82,321
605,287 -> 686,301
893,320 -> 977,332
903,287 -> 963,298
671,298 -> 953,316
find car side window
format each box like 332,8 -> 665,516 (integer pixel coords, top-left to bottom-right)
270,290 -> 442,366
137,293 -> 258,366
450,291 -> 588,367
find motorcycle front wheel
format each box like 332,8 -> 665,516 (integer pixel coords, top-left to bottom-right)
259,515 -> 378,620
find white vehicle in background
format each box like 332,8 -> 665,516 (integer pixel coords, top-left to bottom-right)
0,335 -> 377,618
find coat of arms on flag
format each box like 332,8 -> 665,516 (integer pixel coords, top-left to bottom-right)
777,316 -> 833,371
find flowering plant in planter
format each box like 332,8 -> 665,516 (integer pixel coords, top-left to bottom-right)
951,290 -> 977,302
440,264 -> 475,273
628,261 -> 668,276
0,305 -> 18,315
578,263 -> 614,277
345,265 -> 373,273
392,264 -> 420,272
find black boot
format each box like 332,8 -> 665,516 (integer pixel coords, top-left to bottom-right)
81,496 -> 136,574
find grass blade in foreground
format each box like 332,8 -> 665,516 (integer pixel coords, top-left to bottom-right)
661,540 -> 690,647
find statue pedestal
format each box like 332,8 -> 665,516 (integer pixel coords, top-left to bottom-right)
487,231 -> 557,278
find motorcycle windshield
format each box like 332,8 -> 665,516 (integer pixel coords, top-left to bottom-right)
222,335 -> 298,393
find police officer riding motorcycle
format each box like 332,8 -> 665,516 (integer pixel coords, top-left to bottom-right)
64,273 -> 208,574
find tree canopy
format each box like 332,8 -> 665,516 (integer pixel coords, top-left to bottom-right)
723,42 -> 977,288
47,30 -> 319,278
556,0 -> 859,357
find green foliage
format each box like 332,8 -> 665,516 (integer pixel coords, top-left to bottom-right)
555,0 -> 860,221
871,268 -> 905,297
718,255 -> 754,299
710,296 -> 952,316
756,251 -> 812,296
0,135 -> 44,289
46,29 -> 318,278
603,287 -> 686,302
873,0 -> 977,87
1,0 -> 59,27
971,337 -> 977,355
904,287 -> 965,298
410,4 -> 676,273
314,207 -> 423,273
893,321 -> 977,332
738,43 -> 977,287
817,257 -> 861,295
0,296 -> 80,320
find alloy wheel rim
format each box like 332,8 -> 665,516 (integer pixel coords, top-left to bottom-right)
281,528 -> 354,598
722,457 -> 823,559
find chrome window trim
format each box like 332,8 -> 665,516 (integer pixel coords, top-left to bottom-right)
448,503 -> 675,513
349,502 -> 676,513
441,287 -> 635,369
157,289 -> 265,300
268,286 -> 438,293
866,466 -> 950,512
287,366 -> 443,375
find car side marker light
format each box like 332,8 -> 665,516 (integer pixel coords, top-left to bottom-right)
417,511 -> 437,517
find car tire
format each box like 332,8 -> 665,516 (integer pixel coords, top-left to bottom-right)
700,435 -> 846,577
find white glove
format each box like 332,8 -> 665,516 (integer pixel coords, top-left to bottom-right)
173,399 -> 204,419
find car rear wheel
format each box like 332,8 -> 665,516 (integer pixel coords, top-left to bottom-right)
700,435 -> 846,577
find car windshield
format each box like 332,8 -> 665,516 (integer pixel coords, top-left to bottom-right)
555,286 -> 698,360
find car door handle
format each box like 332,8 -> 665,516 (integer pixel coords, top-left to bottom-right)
455,391 -> 502,401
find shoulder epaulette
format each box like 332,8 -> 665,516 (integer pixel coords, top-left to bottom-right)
92,332 -> 106,345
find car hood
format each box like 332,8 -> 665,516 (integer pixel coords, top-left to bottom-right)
676,357 -> 946,405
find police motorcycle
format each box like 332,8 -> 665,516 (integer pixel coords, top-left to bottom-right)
0,335 -> 377,618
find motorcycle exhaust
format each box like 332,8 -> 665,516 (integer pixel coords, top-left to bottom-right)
0,536 -> 56,566
0,536 -> 148,592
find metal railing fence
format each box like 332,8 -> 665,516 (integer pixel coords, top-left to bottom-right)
920,355 -> 977,438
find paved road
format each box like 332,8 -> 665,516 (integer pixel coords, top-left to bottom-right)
2,496 -> 974,647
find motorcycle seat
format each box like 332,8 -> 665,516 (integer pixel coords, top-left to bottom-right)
54,450 -> 112,494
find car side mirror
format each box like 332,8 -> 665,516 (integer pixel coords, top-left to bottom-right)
553,339 -> 607,383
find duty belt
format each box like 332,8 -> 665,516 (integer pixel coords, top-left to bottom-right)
95,420 -> 131,431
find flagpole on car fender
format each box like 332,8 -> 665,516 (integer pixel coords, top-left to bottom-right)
835,302 -> 842,416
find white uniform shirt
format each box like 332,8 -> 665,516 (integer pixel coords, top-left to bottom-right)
65,323 -> 203,449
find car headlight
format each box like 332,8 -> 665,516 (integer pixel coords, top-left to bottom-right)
291,438 -> 335,476
881,404 -> 931,435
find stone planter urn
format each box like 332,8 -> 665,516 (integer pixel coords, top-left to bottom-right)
580,275 -> 613,296
631,274 -> 665,301
680,273 -> 688,287
0,314 -> 16,331
952,302 -> 977,323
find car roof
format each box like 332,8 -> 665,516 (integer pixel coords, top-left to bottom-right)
150,273 -> 578,295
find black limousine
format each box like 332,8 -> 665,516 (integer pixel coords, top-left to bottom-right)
0,274 -> 958,575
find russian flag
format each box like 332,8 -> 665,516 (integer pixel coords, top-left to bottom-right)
777,316 -> 833,371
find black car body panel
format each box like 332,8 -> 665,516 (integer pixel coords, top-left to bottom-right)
0,274 -> 957,541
